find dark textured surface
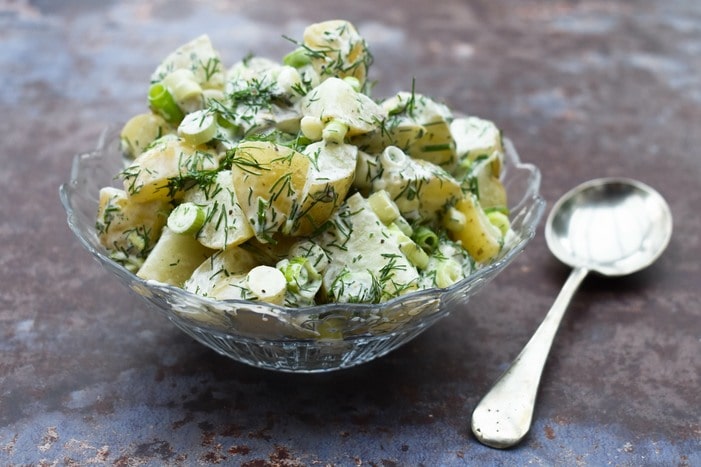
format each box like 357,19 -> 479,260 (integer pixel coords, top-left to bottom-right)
2,0 -> 700,464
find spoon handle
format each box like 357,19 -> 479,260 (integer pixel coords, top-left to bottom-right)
471,266 -> 589,449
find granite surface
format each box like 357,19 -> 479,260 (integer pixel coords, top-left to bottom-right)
1,0 -> 700,465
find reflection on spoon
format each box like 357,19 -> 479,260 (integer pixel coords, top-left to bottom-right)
471,178 -> 673,449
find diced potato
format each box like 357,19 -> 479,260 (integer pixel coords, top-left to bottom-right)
300,77 -> 386,138
352,117 -> 423,156
120,112 -> 173,159
303,20 -> 371,87
208,273 -> 250,300
219,99 -> 299,137
227,56 -> 279,83
290,141 -> 358,236
468,151 -> 508,210
448,194 -> 503,263
230,140 -> 310,242
227,56 -> 306,102
204,262 -> 293,305
151,35 -> 225,91
371,146 -> 463,223
120,135 -> 218,203
450,116 -> 507,210
318,192 -> 419,303
354,92 -> 457,170
96,187 -> 170,271
137,227 -> 215,286
450,116 -> 504,178
184,247 -> 260,298
223,56 -> 305,135
182,170 -> 254,249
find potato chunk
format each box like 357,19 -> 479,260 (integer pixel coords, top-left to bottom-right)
317,192 -> 419,303
136,227 -> 215,286
223,56 -> 306,135
184,246 -> 260,298
291,141 -> 358,236
447,194 -> 503,263
182,170 -> 254,249
300,77 -> 386,138
120,135 -> 218,203
151,34 -> 225,91
382,92 -> 457,170
96,187 -> 170,271
230,140 -> 310,243
303,20 -> 371,87
450,116 -> 507,210
450,116 -> 504,174
120,112 -> 173,159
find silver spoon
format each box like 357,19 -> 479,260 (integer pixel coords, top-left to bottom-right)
471,177 -> 673,449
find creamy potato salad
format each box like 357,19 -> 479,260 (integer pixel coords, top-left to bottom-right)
96,20 -> 512,307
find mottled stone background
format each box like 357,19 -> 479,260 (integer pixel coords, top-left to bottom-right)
1,0 -> 699,465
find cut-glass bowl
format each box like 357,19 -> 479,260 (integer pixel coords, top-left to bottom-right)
60,127 -> 544,373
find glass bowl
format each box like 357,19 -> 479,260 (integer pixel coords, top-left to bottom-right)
60,127 -> 544,373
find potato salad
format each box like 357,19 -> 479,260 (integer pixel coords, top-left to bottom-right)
96,20 -> 513,307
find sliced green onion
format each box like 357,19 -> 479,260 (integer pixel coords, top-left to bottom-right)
343,76 -> 361,92
392,216 -> 413,237
162,69 -> 202,104
288,240 -> 329,273
246,265 -> 287,304
457,157 -> 473,173
380,146 -> 408,168
484,205 -> 510,215
177,110 -> 217,146
167,202 -> 205,234
435,259 -> 463,288
283,47 -> 311,68
387,224 -> 429,269
280,258 -> 306,291
278,256 -> 320,293
413,226 -> 439,253
368,190 -> 400,225
300,116 -> 323,141
486,210 -> 510,236
322,119 -> 349,144
399,239 -> 429,270
148,82 -> 184,125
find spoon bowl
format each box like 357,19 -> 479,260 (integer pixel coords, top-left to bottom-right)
471,177 -> 672,449
546,178 -> 673,276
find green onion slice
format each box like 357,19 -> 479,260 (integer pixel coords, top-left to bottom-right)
167,202 -> 205,235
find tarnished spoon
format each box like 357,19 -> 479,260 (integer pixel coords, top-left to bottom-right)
471,178 -> 673,449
